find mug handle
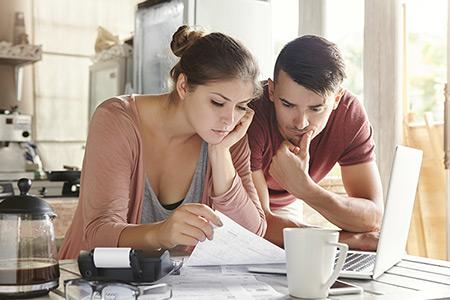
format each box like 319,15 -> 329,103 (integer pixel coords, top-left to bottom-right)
323,242 -> 348,289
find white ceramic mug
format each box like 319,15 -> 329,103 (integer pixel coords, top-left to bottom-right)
283,228 -> 348,299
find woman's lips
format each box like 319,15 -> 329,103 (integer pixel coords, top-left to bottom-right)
211,129 -> 229,136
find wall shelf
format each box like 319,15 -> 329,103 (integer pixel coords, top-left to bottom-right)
0,42 -> 42,67
0,54 -> 41,67
0,43 -> 42,102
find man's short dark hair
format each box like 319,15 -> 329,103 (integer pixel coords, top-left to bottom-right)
274,35 -> 346,98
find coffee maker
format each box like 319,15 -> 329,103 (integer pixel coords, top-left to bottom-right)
0,178 -> 60,298
0,111 -> 34,181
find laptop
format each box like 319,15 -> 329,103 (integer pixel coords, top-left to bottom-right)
248,145 -> 423,280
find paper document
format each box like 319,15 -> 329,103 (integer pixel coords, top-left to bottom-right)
160,264 -> 285,299
187,211 -> 285,266
164,273 -> 284,299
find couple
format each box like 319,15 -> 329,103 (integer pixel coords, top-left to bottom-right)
59,26 -> 383,259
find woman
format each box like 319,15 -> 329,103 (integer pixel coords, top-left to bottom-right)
59,26 -> 266,259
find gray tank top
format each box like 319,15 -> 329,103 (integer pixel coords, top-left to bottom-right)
141,141 -> 208,223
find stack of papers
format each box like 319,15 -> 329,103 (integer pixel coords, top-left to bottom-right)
163,269 -> 285,300
187,211 -> 285,266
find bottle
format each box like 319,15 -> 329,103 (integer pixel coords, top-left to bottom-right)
12,12 -> 28,45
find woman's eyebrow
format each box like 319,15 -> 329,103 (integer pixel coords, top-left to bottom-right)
211,92 -> 252,104
211,92 -> 231,101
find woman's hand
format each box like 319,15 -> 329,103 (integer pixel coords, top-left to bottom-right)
207,109 -> 254,196
152,203 -> 223,249
213,108 -> 254,151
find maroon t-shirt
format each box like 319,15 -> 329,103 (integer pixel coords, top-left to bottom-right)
248,85 -> 375,209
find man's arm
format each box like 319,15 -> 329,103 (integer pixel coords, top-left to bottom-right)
270,132 -> 384,234
339,230 -> 380,251
253,166 -> 382,250
252,170 -> 306,247
299,161 -> 384,233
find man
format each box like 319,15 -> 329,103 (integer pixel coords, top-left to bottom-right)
248,35 -> 383,250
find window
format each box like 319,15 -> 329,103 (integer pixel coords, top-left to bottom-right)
271,0 -> 299,75
325,0 -> 364,99
32,0 -> 138,170
401,0 -> 448,260
404,0 -> 447,123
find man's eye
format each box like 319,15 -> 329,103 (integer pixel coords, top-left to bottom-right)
211,100 -> 224,107
236,105 -> 247,111
311,107 -> 324,112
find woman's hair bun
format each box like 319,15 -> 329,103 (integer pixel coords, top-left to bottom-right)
170,25 -> 205,57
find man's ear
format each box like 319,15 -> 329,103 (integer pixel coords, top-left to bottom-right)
176,73 -> 189,100
332,88 -> 345,110
268,78 -> 275,103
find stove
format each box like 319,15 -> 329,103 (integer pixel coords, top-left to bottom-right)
0,179 -> 79,199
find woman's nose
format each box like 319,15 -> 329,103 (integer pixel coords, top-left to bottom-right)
221,107 -> 235,126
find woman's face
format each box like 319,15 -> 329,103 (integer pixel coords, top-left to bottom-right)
182,79 -> 255,144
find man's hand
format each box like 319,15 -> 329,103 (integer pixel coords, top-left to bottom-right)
264,212 -> 312,247
269,131 -> 315,198
339,231 -> 380,251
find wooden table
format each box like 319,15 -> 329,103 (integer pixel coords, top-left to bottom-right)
38,255 -> 450,299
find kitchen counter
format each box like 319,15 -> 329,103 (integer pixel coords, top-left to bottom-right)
35,255 -> 450,299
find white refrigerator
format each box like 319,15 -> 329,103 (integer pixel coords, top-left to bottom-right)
134,0 -> 273,94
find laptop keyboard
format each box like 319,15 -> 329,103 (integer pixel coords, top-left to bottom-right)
335,252 -> 376,272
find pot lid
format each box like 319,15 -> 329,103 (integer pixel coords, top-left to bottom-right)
0,178 -> 55,216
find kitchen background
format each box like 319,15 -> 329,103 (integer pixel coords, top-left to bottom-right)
0,0 -> 301,173
0,0 -> 448,260
0,0 -> 302,249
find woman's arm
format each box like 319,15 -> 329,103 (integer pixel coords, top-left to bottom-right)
208,110 -> 267,236
80,101 -> 138,249
208,110 -> 254,195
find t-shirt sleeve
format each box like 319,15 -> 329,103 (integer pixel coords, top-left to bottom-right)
338,99 -> 376,166
247,107 -> 267,172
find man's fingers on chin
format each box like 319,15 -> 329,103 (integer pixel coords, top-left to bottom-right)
281,141 -> 291,149
293,146 -> 301,154
285,139 -> 297,147
305,131 -> 314,145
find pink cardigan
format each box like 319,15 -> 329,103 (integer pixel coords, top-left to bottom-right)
59,96 -> 266,259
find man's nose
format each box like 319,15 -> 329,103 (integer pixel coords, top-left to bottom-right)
293,114 -> 309,130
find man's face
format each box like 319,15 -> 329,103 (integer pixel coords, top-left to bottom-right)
268,70 -> 342,146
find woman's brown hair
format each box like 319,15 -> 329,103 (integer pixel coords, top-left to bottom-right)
169,25 -> 261,100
